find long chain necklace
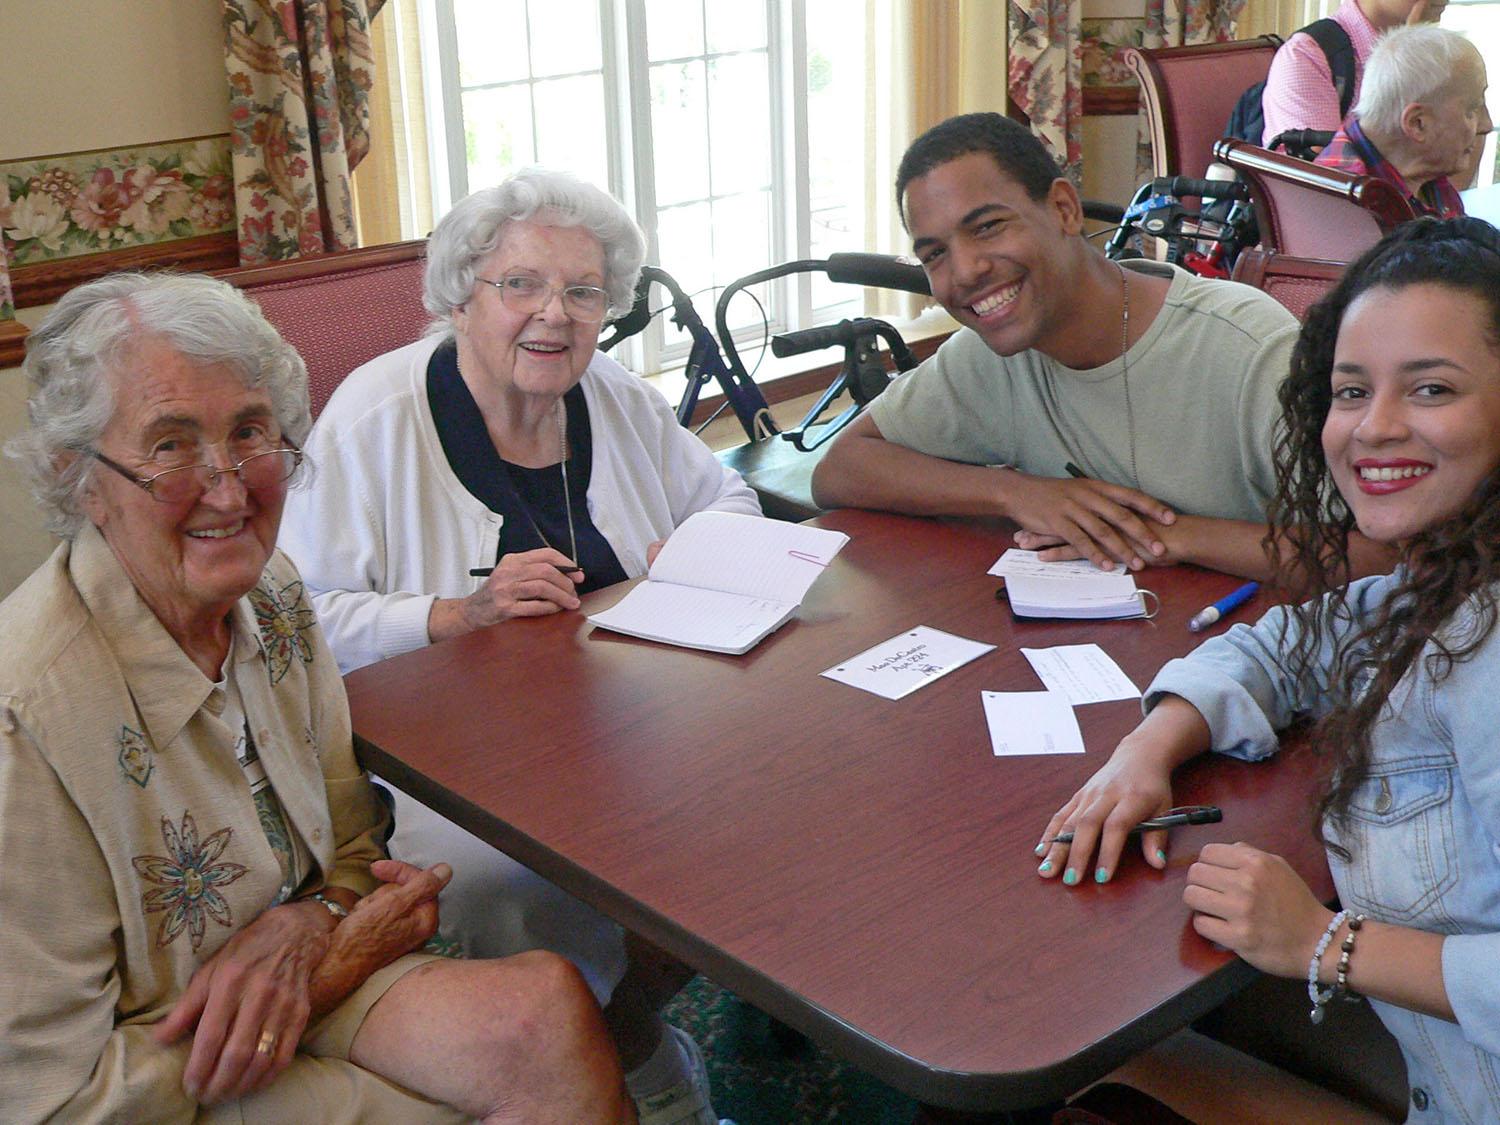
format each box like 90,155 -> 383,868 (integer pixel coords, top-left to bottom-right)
511,399 -> 578,566
1045,262 -> 1140,491
457,351 -> 578,565
1116,262 -> 1141,492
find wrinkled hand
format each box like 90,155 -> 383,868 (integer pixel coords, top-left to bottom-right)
334,859 -> 450,970
1037,738 -> 1175,887
1184,842 -> 1332,978
152,899 -> 332,1104
1003,472 -> 1174,572
463,547 -> 583,628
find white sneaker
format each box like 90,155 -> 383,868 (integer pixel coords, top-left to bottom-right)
633,1025 -> 726,1125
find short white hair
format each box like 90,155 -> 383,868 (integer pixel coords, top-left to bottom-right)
423,167 -> 646,337
6,272 -> 310,538
1355,25 -> 1482,139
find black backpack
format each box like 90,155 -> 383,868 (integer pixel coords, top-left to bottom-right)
1225,20 -> 1356,148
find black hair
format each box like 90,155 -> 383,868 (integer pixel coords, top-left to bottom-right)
1268,216 -> 1500,850
895,113 -> 1062,229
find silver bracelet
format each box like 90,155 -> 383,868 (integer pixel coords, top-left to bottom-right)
310,891 -> 349,921
1307,909 -> 1348,1023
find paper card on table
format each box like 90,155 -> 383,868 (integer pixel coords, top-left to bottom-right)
1020,644 -> 1141,706
821,626 -> 996,701
982,691 -> 1086,757
988,548 -> 1126,579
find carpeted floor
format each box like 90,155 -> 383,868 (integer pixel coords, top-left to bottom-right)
664,976 -> 917,1124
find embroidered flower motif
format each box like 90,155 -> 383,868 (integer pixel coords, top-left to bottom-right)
249,578 -> 317,684
132,812 -> 248,950
117,725 -> 154,788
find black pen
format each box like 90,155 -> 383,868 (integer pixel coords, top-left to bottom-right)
1065,462 -> 1086,479
469,564 -> 583,577
1045,805 -> 1222,845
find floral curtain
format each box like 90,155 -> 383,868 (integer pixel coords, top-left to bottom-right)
1137,0 -> 1247,175
1141,0 -> 1245,53
1008,0 -> 1245,184
222,0 -> 386,264
1007,0 -> 1083,183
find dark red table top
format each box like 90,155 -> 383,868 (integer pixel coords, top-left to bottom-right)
345,509 -> 1331,1112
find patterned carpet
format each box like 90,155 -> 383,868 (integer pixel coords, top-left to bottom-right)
664,976 -> 917,1124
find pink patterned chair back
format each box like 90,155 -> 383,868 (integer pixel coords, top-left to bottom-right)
1123,37 -> 1281,181
218,241 -> 430,419
1231,248 -> 1346,321
1214,139 -> 1415,260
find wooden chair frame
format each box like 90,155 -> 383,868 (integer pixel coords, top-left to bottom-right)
1123,36 -> 1282,181
1213,138 -> 1415,259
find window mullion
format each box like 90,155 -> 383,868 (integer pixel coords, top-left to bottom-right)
423,0 -> 464,214
621,0 -> 662,374
778,0 -> 811,331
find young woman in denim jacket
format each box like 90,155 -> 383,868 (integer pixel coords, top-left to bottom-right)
1038,217 -> 1500,1123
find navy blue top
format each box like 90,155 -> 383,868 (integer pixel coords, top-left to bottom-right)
426,341 -> 628,593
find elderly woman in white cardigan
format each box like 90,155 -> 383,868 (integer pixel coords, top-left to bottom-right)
279,168 -> 753,1125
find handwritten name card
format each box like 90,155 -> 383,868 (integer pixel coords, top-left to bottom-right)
821,625 -> 996,700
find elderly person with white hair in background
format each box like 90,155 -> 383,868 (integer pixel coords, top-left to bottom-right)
279,167 -> 754,1125
1316,24 -> 1491,216
0,272 -> 634,1123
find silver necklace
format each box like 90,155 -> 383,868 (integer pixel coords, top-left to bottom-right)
1046,263 -> 1140,490
510,399 -> 577,565
1117,262 -> 1140,491
456,350 -> 577,565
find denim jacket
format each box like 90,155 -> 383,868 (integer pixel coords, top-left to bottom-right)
1149,572 -> 1500,1123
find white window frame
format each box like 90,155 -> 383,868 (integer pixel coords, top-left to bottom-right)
422,0 -> 859,378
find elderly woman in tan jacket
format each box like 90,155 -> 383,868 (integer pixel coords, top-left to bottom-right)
0,271 -> 635,1123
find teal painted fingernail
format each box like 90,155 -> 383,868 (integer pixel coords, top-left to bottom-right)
1034,842 -> 1047,857
1063,868 -> 1079,886
1156,848 -> 1167,864
1095,866 -> 1109,883
1038,859 -> 1053,875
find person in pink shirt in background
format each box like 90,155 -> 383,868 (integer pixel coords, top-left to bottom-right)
1261,0 -> 1446,149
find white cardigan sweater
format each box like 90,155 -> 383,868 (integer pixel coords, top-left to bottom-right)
279,335 -> 760,673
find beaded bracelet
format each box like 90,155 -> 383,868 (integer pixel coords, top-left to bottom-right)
1334,914 -> 1367,1000
1307,909 -> 1348,1024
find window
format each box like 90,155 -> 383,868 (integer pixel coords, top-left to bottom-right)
426,0 -> 868,375
1447,0 -> 1500,190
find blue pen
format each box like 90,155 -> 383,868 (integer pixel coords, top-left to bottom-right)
1188,581 -> 1259,632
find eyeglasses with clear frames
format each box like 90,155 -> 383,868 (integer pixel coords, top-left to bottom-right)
476,275 -> 609,319
84,446 -> 303,504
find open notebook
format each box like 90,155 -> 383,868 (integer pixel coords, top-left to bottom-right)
587,511 -> 849,654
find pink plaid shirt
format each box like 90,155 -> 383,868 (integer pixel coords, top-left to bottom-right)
1315,116 -> 1465,218
1261,0 -> 1380,147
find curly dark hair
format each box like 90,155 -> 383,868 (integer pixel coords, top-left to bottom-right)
1267,216 -> 1500,852
895,113 -> 1061,229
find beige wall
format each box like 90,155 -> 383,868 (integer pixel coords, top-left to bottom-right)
0,0 -> 227,596
0,0 -> 225,159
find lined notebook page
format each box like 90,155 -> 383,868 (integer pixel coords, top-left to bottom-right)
645,511 -> 849,602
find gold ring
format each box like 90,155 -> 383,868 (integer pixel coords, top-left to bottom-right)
256,1029 -> 278,1056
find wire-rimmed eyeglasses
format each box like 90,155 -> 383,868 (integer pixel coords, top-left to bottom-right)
475,275 -> 609,319
84,446 -> 303,504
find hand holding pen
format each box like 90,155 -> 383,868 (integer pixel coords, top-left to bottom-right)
460,548 -> 583,622
1044,805 -> 1221,845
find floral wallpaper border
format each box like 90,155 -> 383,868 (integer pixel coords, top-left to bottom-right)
1082,17 -> 1147,88
1,135 -> 235,271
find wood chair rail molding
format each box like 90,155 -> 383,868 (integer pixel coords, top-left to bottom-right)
0,319 -> 27,369
8,231 -> 239,311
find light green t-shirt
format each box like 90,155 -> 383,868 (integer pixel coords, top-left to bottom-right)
870,261 -> 1300,524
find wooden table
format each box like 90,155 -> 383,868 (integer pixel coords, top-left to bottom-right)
345,509 -> 1333,1116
